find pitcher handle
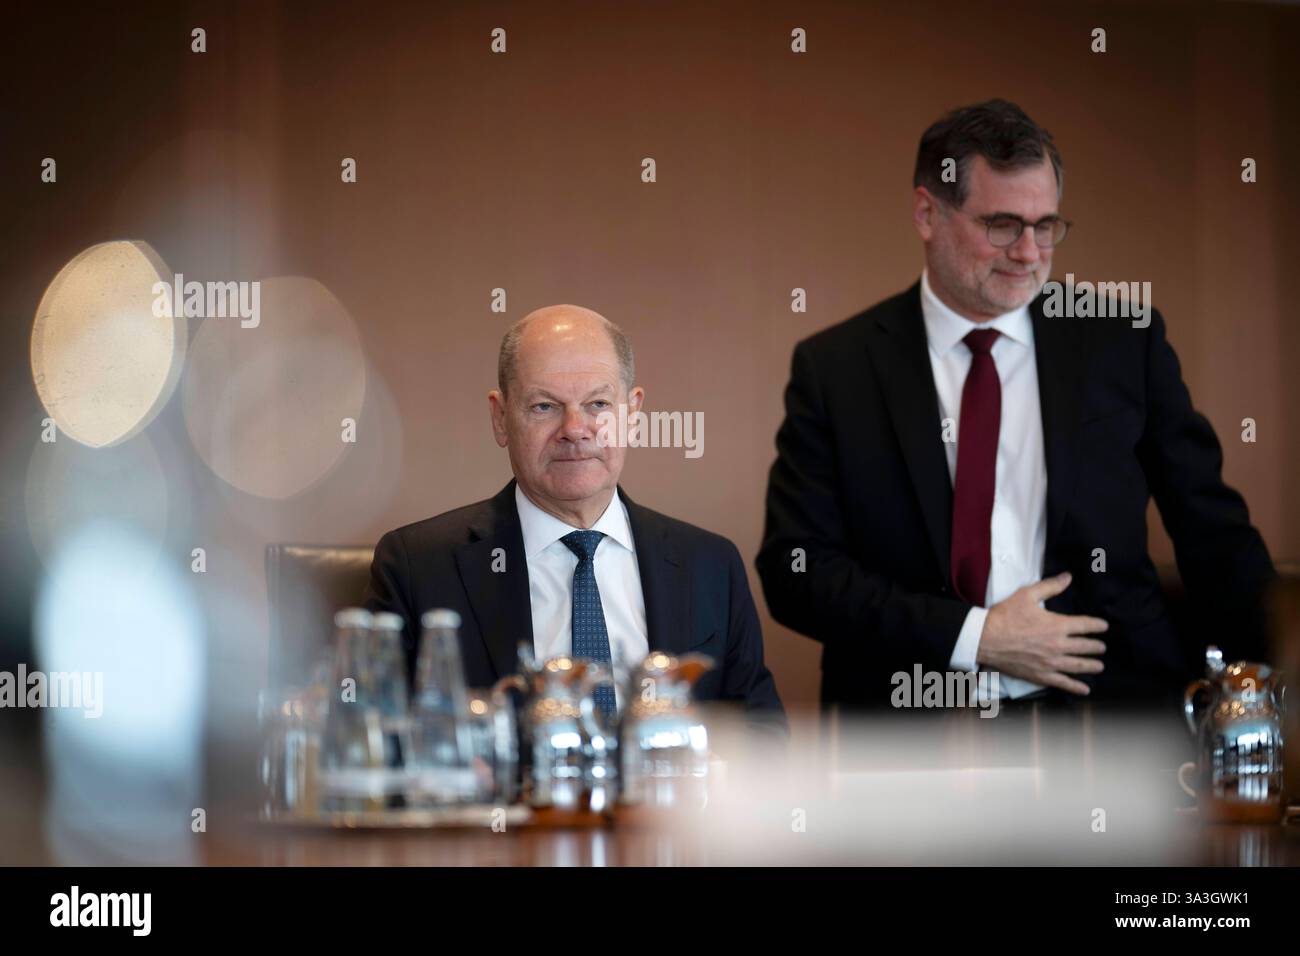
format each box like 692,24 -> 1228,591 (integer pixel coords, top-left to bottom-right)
1183,678 -> 1213,736
578,663 -> 616,741
491,673 -> 527,702
488,675 -> 527,803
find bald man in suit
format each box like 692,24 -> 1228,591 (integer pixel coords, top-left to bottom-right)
368,305 -> 785,731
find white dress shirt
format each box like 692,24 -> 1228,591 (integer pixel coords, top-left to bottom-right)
920,269 -> 1047,699
515,485 -> 649,709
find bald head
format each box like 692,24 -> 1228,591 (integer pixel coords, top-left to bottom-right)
497,305 -> 635,398
488,303 -> 644,528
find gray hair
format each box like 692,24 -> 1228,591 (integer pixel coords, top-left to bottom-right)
497,309 -> 635,397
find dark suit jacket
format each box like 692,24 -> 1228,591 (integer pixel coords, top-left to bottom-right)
366,480 -> 786,728
757,282 -> 1275,709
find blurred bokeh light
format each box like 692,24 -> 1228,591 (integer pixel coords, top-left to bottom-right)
34,521 -> 205,865
29,240 -> 185,448
23,428 -> 189,572
183,276 -> 366,500
206,358 -> 404,543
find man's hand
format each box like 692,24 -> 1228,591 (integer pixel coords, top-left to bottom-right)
976,572 -> 1108,695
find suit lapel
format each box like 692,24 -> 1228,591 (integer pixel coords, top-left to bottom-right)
621,489 -> 692,655
454,480 -> 534,680
1030,299 -> 1087,556
866,282 -> 954,583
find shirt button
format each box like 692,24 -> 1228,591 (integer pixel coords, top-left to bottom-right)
998,553 -> 1011,564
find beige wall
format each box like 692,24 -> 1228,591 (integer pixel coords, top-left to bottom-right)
3,1 -> 1297,723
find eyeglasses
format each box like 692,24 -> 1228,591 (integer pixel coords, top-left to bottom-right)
944,200 -> 1071,248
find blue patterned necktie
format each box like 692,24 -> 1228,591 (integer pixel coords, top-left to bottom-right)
560,529 -> 617,719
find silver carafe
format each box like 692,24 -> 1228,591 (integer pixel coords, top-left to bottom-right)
524,656 -> 611,811
620,652 -> 713,809
1181,645 -> 1286,823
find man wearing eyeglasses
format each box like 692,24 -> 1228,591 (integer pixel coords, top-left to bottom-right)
757,99 -> 1274,712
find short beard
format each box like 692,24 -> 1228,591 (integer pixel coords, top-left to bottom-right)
979,270 -> 1044,313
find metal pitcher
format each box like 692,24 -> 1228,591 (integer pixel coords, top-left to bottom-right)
620,651 -> 714,808
524,656 -> 613,810
1180,645 -> 1286,823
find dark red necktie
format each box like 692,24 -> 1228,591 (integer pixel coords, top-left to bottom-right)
950,328 -> 1001,607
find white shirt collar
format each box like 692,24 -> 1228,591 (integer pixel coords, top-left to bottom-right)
920,268 -> 1033,356
515,484 -> 636,559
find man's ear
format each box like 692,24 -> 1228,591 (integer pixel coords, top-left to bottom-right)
913,186 -> 938,241
488,389 -> 509,448
627,385 -> 645,415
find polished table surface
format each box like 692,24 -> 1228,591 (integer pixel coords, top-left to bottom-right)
209,707 -> 1299,866
203,807 -> 1300,867
8,705 -> 1297,866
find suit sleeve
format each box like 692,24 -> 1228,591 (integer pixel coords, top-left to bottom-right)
756,341 -> 971,670
1137,310 -> 1275,660
365,529 -> 420,667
